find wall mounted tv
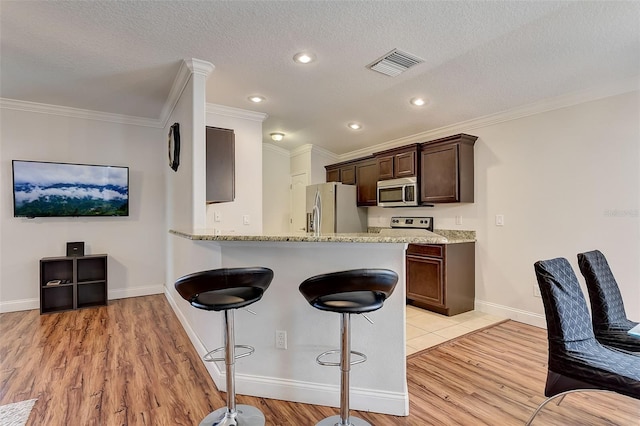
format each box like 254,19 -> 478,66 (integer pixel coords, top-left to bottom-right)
12,160 -> 129,218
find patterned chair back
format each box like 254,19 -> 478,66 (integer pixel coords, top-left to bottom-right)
534,258 -> 595,348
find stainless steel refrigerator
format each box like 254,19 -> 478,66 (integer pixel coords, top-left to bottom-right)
306,182 -> 367,234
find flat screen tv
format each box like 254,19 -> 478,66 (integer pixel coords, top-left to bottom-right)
12,160 -> 129,217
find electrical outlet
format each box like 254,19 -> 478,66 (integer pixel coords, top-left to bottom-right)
533,284 -> 541,298
455,215 -> 462,225
243,214 -> 250,225
275,330 -> 287,349
495,214 -> 505,226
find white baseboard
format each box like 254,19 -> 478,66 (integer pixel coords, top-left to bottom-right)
0,298 -> 39,313
163,289 -> 409,416
475,300 -> 547,328
108,284 -> 164,300
0,285 -> 165,313
234,374 -> 409,416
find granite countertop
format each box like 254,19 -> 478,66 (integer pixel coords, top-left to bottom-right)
170,229 -> 475,244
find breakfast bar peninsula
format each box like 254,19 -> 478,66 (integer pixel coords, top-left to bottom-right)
167,229 -> 474,416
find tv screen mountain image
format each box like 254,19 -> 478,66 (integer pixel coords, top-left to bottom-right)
12,160 -> 129,217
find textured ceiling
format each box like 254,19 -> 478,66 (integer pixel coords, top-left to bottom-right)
1,1 -> 639,154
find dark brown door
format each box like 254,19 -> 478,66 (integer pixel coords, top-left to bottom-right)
206,127 -> 235,203
406,254 -> 445,307
356,159 -> 378,206
421,144 -> 458,203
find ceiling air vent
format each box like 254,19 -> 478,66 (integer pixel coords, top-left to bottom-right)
368,49 -> 424,77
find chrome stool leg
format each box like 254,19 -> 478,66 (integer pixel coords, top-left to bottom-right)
200,310 -> 265,426
316,313 -> 371,426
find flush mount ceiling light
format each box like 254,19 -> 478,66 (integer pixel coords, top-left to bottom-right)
347,122 -> 362,130
410,97 -> 427,107
293,52 -> 316,64
248,95 -> 266,103
270,132 -> 285,142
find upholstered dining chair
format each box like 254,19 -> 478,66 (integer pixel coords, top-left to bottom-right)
528,257 -> 640,425
577,249 -> 639,353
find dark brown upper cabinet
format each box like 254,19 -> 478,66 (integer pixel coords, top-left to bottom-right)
326,163 -> 356,185
325,157 -> 377,206
420,134 -> 476,203
355,157 -> 378,206
375,144 -> 419,180
206,126 -> 235,203
325,133 -> 477,206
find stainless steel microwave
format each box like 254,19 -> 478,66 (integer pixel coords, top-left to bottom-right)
377,177 -> 418,207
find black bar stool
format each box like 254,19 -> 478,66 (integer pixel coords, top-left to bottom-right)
299,269 -> 398,426
175,267 -> 274,426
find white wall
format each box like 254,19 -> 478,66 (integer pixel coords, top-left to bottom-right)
204,105 -> 267,234
370,91 -> 640,324
0,107 -> 167,312
262,143 -> 291,233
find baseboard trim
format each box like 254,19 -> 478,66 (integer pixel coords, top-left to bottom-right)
0,285 -> 166,313
163,288 -> 409,416
0,298 -> 39,313
108,285 -> 164,300
475,300 -> 547,328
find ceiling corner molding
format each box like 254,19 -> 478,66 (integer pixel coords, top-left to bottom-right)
290,144 -> 314,157
206,103 -> 268,122
310,144 -> 339,161
263,142 -> 291,157
337,75 -> 640,161
0,97 -> 163,128
184,58 -> 215,78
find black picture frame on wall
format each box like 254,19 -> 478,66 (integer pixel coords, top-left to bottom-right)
168,122 -> 180,172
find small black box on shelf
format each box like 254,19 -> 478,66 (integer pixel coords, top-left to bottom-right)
66,242 -> 85,257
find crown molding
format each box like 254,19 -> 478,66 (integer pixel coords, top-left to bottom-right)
159,58 -> 216,127
263,142 -> 291,157
0,97 -> 163,128
206,103 -> 268,122
184,58 -> 215,77
290,143 -> 314,157
338,75 -> 640,161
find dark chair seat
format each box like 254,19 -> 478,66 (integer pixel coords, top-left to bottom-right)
577,250 -> 640,353
312,290 -> 385,313
299,269 -> 398,314
192,287 -> 264,310
175,267 -> 273,311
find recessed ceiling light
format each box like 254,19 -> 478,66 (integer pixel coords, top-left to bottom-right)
270,132 -> 285,142
347,122 -> 362,130
410,97 -> 427,106
248,95 -> 266,103
293,52 -> 316,64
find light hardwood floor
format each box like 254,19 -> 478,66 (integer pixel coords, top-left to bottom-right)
1,294 -> 638,425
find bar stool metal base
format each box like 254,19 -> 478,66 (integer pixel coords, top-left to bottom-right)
316,414 -> 371,426
199,404 -> 266,426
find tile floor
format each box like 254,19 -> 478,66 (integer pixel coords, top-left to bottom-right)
406,304 -> 506,355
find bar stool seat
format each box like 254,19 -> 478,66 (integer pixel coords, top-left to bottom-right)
175,267 -> 273,426
299,268 -> 398,426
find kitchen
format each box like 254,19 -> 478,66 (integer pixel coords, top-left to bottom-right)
170,128 -> 498,416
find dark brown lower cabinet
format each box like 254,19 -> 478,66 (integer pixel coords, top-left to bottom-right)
40,254 -> 108,314
406,243 -> 475,316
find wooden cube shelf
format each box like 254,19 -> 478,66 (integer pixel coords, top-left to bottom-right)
40,254 -> 107,314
